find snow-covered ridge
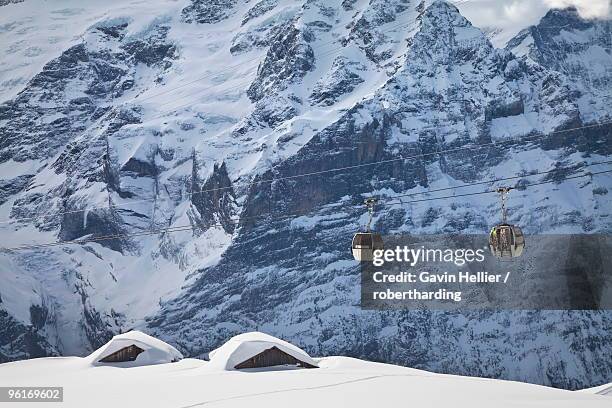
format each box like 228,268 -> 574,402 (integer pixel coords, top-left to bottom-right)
506,6 -> 612,122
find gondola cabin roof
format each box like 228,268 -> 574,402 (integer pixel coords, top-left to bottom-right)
208,332 -> 318,371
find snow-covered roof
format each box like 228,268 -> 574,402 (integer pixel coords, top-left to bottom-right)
208,332 -> 317,370
88,330 -> 183,366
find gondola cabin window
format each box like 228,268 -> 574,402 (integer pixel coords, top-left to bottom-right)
98,344 -> 145,363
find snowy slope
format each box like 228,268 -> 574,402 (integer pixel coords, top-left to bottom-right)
0,354 -> 610,407
0,0 -> 610,391
0,0 -> 186,103
582,382 -> 612,397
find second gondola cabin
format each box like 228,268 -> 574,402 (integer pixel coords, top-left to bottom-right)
489,187 -> 525,259
489,224 -> 525,258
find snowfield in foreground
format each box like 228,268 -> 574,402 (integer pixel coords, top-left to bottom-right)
0,331 -> 610,406
0,356 -> 610,407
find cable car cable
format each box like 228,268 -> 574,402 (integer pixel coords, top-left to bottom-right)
3,148 -> 611,225
378,169 -> 612,208
3,168 -> 610,251
21,118 -> 608,227
376,159 -> 612,203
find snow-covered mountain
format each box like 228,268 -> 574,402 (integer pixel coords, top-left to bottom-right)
506,6 -> 612,123
0,0 -> 610,390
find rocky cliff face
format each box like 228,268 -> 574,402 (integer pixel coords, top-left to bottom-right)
0,0 -> 610,390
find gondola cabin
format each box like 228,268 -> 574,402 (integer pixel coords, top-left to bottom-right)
489,224 -> 525,258
352,232 -> 383,262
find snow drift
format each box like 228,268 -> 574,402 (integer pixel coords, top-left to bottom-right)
87,330 -> 182,366
208,331 -> 317,370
